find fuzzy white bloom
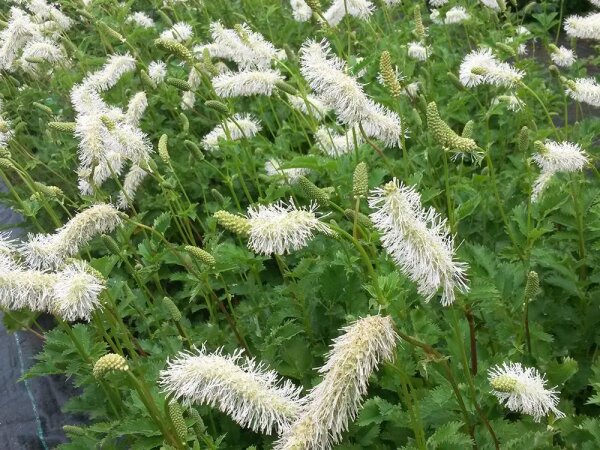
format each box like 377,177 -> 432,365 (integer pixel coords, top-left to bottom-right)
300,39 -> 372,125
22,204 -> 123,269
315,126 -> 363,157
159,346 -> 303,434
489,362 -> 564,421
126,12 -> 155,28
52,261 -> 104,321
459,48 -> 523,88
0,258 -> 55,312
212,69 -> 283,97
408,41 -> 429,61
445,6 -> 471,24
81,53 -> 136,92
70,56 -> 153,192
28,0 -> 72,30
160,22 -> 193,42
564,13 -> 600,40
148,60 -> 167,83
591,0 -> 600,7
0,7 -> 39,71
550,46 -> 576,67
19,38 -> 65,69
403,82 -> 420,99
275,315 -> 397,450
565,77 -> 600,107
265,159 -> 309,183
369,179 -> 468,305
117,165 -> 148,209
246,200 -> 331,255
201,114 -> 262,150
430,9 -> 443,25
361,103 -> 404,148
180,91 -> 196,110
429,0 -> 448,7
201,21 -> 283,70
323,0 -> 375,27
480,0 -> 501,10
290,0 -> 313,21
493,94 -> 525,112
533,141 -> 589,173
531,140 -> 589,201
288,94 -> 330,120
0,233 -> 17,255
125,92 -> 148,127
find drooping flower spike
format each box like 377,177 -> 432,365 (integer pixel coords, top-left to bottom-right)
274,315 -> 398,450
22,204 -> 124,269
368,179 -> 469,306
159,346 -> 303,434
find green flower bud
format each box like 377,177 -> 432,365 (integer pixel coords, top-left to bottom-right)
518,126 -> 529,152
158,134 -> 170,162
168,401 -> 188,441
140,70 -> 157,90
98,21 -> 125,42
379,51 -> 402,98
162,296 -> 182,322
462,120 -> 475,139
32,102 -> 53,115
275,80 -> 298,95
427,102 -> 479,153
155,38 -> 193,63
166,77 -> 192,91
214,210 -> 251,235
184,140 -> 204,161
524,271 -> 540,299
344,209 -> 372,227
204,100 -> 229,115
352,162 -> 369,198
179,112 -> 189,132
184,245 -> 216,266
298,176 -> 330,205
48,121 -> 76,133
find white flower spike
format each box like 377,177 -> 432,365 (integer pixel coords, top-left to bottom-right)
246,200 -> 332,255
489,362 -> 564,422
159,346 -> 303,434
368,179 -> 468,305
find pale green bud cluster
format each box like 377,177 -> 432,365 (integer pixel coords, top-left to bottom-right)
490,374 -> 518,393
93,353 -> 129,379
214,210 -> 251,235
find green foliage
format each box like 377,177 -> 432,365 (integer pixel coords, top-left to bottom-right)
1,0 -> 600,449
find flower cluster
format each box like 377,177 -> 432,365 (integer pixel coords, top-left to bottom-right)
70,54 -> 153,202
300,39 -> 403,148
0,3 -> 70,75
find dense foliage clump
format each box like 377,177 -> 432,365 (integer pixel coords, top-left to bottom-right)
1,0 -> 600,449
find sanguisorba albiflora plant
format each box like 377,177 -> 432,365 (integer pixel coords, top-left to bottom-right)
2,0 -> 600,448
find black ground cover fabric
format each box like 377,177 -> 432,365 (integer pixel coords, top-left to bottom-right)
0,192 -> 77,449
